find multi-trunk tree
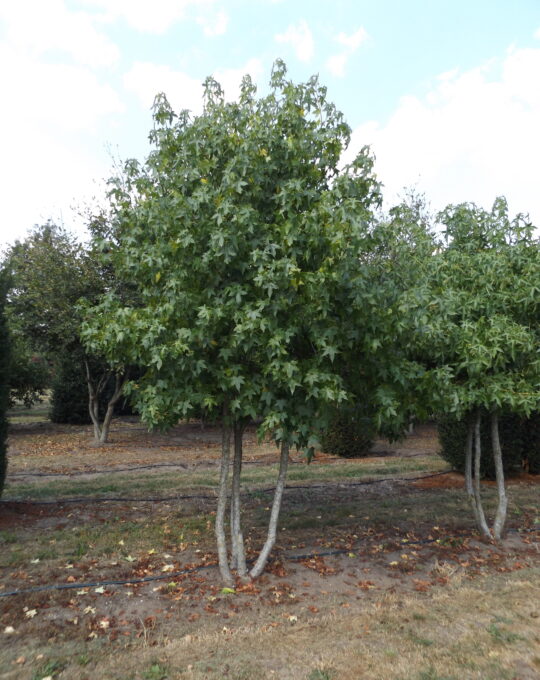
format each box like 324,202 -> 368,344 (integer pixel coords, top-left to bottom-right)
83,61 -> 387,582
422,198 -> 540,539
5,223 -> 128,443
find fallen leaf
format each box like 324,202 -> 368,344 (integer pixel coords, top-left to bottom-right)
4,626 -> 15,635
25,609 -> 37,619
161,564 -> 175,572
94,586 -> 105,594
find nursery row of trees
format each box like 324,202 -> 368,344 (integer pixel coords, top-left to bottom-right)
2,61 -> 539,580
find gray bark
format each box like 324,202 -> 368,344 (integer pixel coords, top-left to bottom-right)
249,440 -> 289,580
85,361 -> 126,444
216,413 -> 233,586
98,373 -> 125,443
230,423 -> 247,578
491,411 -> 508,540
85,360 -> 104,441
473,411 -> 491,538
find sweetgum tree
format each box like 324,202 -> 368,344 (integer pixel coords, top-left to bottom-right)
83,61 -> 384,582
423,198 -> 540,539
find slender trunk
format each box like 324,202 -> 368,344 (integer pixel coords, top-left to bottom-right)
491,412 -> 508,540
473,411 -> 491,538
85,361 -> 101,441
249,440 -> 290,580
229,425 -> 238,571
230,423 -> 247,578
215,409 -> 233,586
98,373 -> 126,444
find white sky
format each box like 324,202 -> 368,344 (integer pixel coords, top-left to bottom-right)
1,0 -> 540,248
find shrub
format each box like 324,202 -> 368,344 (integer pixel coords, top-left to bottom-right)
49,353 -> 90,424
438,412 -> 525,479
320,405 -> 374,458
0,270 -> 11,497
521,412 -> 540,474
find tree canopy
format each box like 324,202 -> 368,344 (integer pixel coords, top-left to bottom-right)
83,61 -> 383,447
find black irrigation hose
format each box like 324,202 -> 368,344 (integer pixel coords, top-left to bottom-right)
8,452 -> 428,479
7,458 -> 306,479
0,471 -> 450,505
8,463 -> 190,478
0,526 -> 537,598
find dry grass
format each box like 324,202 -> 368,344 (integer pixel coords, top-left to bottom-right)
1,419 -> 538,680
2,568 -> 537,680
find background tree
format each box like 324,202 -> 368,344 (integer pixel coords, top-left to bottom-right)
5,222 -> 129,443
7,334 -> 50,408
0,267 -> 11,498
421,198 -> 540,539
83,61 -> 386,582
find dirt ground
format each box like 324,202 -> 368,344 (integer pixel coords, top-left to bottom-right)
0,419 -> 539,680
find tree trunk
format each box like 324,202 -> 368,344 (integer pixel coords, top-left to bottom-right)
85,361 -> 127,445
98,373 -> 126,444
249,440 -> 289,580
230,423 -> 247,578
216,411 -> 233,586
491,411 -> 508,540
85,361 -> 101,441
473,411 -> 491,538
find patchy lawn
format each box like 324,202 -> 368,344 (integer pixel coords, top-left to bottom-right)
0,419 -> 538,679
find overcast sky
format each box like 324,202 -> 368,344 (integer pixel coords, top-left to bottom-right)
1,0 -> 540,248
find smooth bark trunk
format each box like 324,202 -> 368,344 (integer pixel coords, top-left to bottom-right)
491,412 -> 508,540
249,440 -> 290,580
85,362 -> 126,445
473,411 -> 491,538
216,413 -> 233,586
230,423 -> 247,578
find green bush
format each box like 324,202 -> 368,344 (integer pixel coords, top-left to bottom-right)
438,412 -> 525,479
521,412 -> 540,474
320,405 -> 374,458
49,353 -> 91,424
0,270 -> 11,497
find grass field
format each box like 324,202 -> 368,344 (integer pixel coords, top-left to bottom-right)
0,416 -> 538,679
